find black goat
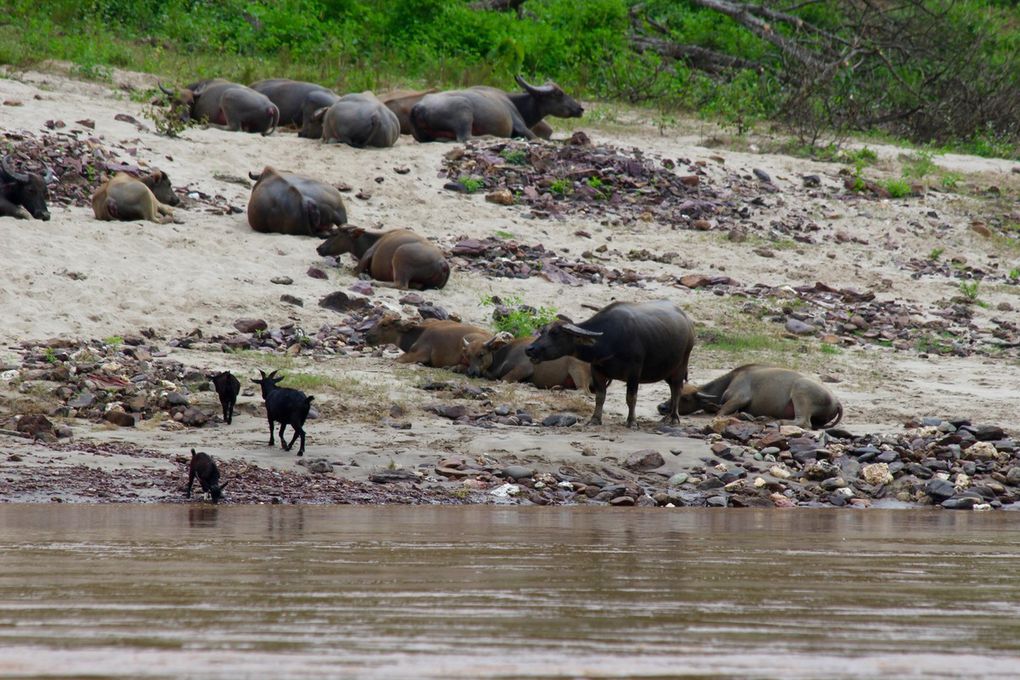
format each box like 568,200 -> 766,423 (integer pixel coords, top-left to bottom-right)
251,369 -> 314,456
208,370 -> 240,424
186,448 -> 228,503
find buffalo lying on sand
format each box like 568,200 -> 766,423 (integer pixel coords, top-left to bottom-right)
247,166 -> 347,237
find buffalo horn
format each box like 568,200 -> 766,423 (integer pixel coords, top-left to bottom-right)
514,74 -> 554,96
158,81 -> 175,96
562,323 -> 602,338
0,155 -> 28,183
695,392 -> 719,401
248,170 -> 262,181
554,313 -> 573,323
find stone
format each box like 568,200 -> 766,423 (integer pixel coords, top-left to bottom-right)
924,478 -> 956,503
941,497 -> 979,510
706,495 -> 728,507
68,391 -> 96,409
1005,467 -> 1020,486
624,449 -> 665,471
270,276 -> 293,285
667,472 -> 689,487
369,469 -> 419,483
610,496 -> 635,507
349,281 -> 374,296
180,407 -> 208,427
306,459 -> 334,474
785,318 -> 815,335
16,414 -> 53,437
307,267 -> 328,279
234,318 -> 268,334
165,392 -> 189,407
542,413 -> 577,427
502,465 -> 534,480
769,465 -> 792,479
485,189 -> 514,205
280,294 -> 304,307
964,441 -> 1002,461
722,421 -> 763,442
103,411 -> 135,427
862,463 -> 893,485
319,291 -> 371,313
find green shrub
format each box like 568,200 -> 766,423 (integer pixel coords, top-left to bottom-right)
883,178 -> 912,198
481,294 -> 557,338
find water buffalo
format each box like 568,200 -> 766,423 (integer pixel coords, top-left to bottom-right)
316,225 -> 449,290
247,166 -> 347,237
462,332 -> 591,390
250,78 -> 332,127
1,155 -> 52,220
667,364 -> 844,430
314,92 -> 401,148
379,89 -> 437,135
161,79 -> 279,135
91,171 -> 180,223
298,90 -> 341,139
366,313 -> 489,368
410,75 -> 583,142
525,300 -> 695,428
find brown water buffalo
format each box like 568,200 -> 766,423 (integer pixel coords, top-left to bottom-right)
250,78 -> 332,127
669,364 -> 844,430
379,89 -> 437,135
0,155 -> 52,220
247,166 -> 347,237
298,90 -> 341,138
161,79 -> 279,135
462,332 -> 591,390
366,314 -> 488,368
525,300 -> 695,428
410,75 -> 583,142
315,92 -> 401,148
316,225 -> 449,290
91,171 -> 180,223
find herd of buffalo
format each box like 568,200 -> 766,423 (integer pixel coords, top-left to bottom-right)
1,73 -> 844,503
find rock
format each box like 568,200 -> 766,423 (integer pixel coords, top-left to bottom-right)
428,404 -> 467,420
306,459 -> 334,474
753,168 -> 772,183
234,318 -> 268,334
542,413 -> 577,427
502,465 -> 534,480
369,469 -> 419,483
567,131 -> 591,146
769,465 -> 792,479
610,496 -> 635,507
485,189 -> 514,205
68,391 -> 96,409
417,303 -> 450,321
861,463 -> 893,485
165,392 -> 189,407
668,472 -> 689,487
103,411 -> 135,427
624,449 -> 665,471
785,318 -> 815,335
16,414 -> 54,437
271,276 -> 293,285
1005,467 -> 1020,486
180,407 -> 208,427
307,267 -> 328,280
803,175 -> 821,187
941,497 -> 979,510
319,291 -> 371,313
280,294 -> 304,307
969,223 -> 992,238
964,441 -> 1002,461
706,495 -> 728,507
961,424 -> 1005,441
349,281 -> 374,296
924,478 -> 956,503
722,421 -> 762,442
692,219 -> 712,231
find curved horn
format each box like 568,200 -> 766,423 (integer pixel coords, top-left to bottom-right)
554,313 -> 573,324
248,170 -> 262,181
158,81 -> 175,96
563,324 -> 602,338
515,74 -> 537,92
1,155 -> 28,183
695,391 -> 719,402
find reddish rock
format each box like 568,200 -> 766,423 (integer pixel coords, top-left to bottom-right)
234,318 -> 268,334
624,449 -> 665,472
103,411 -> 135,427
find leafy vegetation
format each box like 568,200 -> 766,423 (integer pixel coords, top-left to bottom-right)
458,176 -> 485,194
481,294 -> 557,338
1,0 -> 1018,153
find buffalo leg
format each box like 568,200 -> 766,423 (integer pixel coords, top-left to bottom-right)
716,395 -> 750,417
663,371 -> 684,424
625,378 -> 640,428
588,371 -> 610,425
501,363 -> 533,383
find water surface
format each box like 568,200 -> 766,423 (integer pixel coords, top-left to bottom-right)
1,506 -> 1018,678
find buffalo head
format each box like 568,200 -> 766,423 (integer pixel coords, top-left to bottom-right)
525,319 -> 601,364
142,170 -> 180,206
463,331 -> 513,378
515,75 -> 584,119
1,155 -> 52,221
316,225 -> 364,257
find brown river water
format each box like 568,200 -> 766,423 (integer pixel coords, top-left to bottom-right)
1,506 -> 1018,679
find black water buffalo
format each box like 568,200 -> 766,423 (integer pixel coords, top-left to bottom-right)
525,300 -> 695,428
409,75 -> 583,142
250,78 -> 332,127
1,155 -> 52,220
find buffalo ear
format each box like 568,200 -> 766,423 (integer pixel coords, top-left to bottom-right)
312,107 -> 328,123
248,170 -> 262,181
484,332 -> 513,350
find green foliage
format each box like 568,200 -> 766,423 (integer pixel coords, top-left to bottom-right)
959,280 -> 981,302
902,151 -> 937,179
940,172 -> 962,190
459,176 -> 484,194
143,101 -> 192,138
883,178 -> 912,198
819,343 -> 841,355
1009,268 -> 1020,282
499,148 -> 528,165
548,178 -> 571,196
481,294 -> 557,338
494,230 -> 514,239
43,347 -> 58,365
104,335 -> 124,347
928,247 -> 944,261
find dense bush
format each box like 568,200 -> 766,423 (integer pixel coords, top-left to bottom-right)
1,0 -> 1017,154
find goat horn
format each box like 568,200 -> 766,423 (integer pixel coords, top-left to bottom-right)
1,155 -> 28,183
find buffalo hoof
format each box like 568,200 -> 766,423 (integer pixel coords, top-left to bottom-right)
660,415 -> 680,425
587,416 -> 602,426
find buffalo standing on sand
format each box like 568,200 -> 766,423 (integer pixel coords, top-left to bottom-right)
526,300 -> 695,428
0,155 -> 52,221
91,171 -> 180,223
161,79 -> 279,135
410,75 -> 583,142
247,166 -> 348,237
317,225 -> 449,290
